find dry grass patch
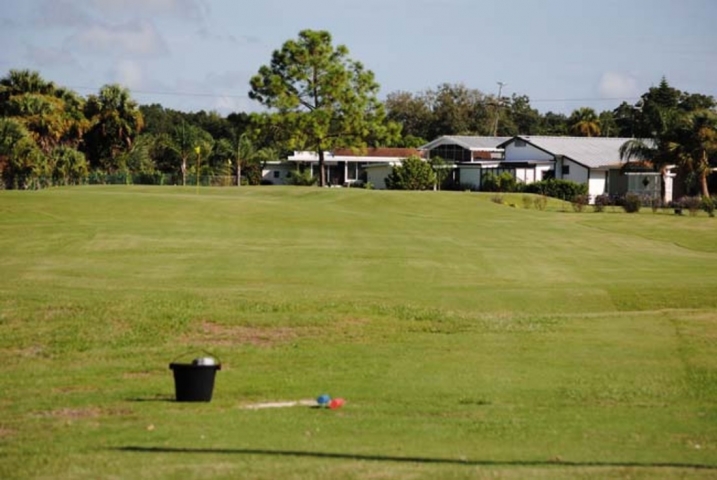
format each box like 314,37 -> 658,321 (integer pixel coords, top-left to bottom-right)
180,318 -> 372,348
43,407 -> 102,419
52,385 -> 98,394
182,321 -> 304,348
38,406 -> 133,420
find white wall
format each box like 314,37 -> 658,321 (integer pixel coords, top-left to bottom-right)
536,165 -> 553,181
560,158 -> 588,184
261,164 -> 294,185
504,142 -> 553,162
588,170 -> 608,201
514,167 -> 536,183
366,165 -> 394,190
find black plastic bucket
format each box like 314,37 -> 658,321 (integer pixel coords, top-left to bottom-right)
169,363 -> 221,402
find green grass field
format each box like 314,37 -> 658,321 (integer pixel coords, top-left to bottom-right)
1,186 -> 716,479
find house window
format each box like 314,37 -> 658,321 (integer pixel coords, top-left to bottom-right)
431,144 -> 471,162
562,165 -> 570,176
273,171 -> 280,178
515,139 -> 526,148
347,163 -> 359,180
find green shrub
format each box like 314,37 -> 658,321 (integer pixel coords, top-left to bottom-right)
349,181 -> 374,190
287,169 -> 317,186
679,196 -> 702,216
701,196 -> 715,217
647,197 -> 662,213
385,156 -> 436,190
524,179 -> 587,201
593,194 -> 610,213
622,194 -> 642,213
481,172 -> 520,193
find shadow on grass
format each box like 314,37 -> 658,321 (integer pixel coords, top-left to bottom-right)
113,446 -> 716,470
126,395 -> 175,403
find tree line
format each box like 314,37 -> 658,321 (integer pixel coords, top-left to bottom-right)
1,29 -> 716,194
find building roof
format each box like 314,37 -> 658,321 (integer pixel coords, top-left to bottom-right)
420,135 -> 511,151
332,147 -> 421,158
287,148 -> 421,163
502,136 -> 640,169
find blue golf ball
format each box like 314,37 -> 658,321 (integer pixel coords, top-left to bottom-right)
317,394 -> 331,406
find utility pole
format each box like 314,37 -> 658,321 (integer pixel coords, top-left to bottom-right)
492,81 -> 507,136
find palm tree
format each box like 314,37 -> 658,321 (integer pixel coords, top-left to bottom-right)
235,133 -> 255,186
172,121 -> 193,186
0,70 -> 55,107
6,94 -> 66,154
0,118 -> 45,188
673,110 -> 717,197
569,107 -> 601,137
2,71 -> 87,154
51,146 -> 89,185
619,108 -> 682,204
83,84 -> 144,171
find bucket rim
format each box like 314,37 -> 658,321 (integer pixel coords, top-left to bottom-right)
169,362 -> 221,370
170,349 -> 221,364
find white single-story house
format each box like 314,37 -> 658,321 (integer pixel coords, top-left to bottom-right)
419,135 -> 510,162
364,162 -> 399,189
421,135 -> 671,203
283,136 -> 674,202
287,148 -> 423,186
261,161 -> 295,185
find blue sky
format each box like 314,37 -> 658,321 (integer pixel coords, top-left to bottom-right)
1,0 -> 716,115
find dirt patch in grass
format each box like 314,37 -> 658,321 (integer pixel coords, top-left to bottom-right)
180,318 -> 371,348
0,427 -> 15,439
1,345 -> 47,359
39,406 -> 133,420
44,407 -> 102,419
52,385 -> 98,394
181,321 -> 304,348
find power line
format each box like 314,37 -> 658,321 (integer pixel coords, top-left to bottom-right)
529,96 -> 641,103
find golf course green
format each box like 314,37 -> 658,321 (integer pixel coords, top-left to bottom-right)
0,186 -> 715,479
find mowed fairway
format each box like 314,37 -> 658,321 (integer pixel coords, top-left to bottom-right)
0,186 -> 716,479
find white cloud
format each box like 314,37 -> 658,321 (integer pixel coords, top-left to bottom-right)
35,0 -> 93,27
111,59 -> 144,89
196,27 -> 260,45
66,20 -> 168,56
213,95 -> 260,114
26,45 -> 80,68
206,70 -> 251,89
87,0 -> 208,22
598,72 -> 640,99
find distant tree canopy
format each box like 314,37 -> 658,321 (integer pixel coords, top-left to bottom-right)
384,84 -> 609,140
1,65 -> 715,196
569,107 -> 601,137
619,77 -> 717,198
